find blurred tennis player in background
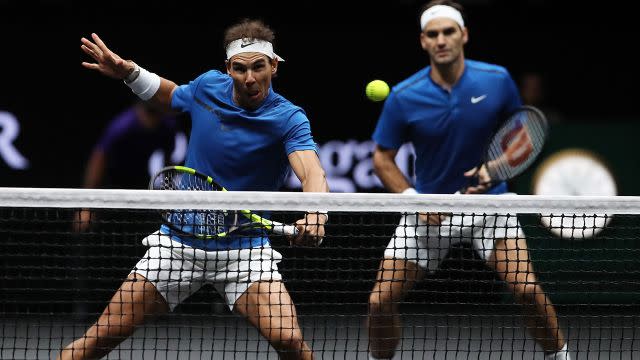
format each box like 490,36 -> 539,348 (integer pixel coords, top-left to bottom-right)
366,1 -> 570,359
72,100 -> 180,233
59,18 -> 328,360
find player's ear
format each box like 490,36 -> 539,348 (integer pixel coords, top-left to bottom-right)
419,31 -> 429,51
225,60 -> 231,75
271,58 -> 278,75
462,27 -> 469,45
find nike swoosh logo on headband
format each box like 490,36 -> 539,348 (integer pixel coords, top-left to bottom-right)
240,42 -> 254,48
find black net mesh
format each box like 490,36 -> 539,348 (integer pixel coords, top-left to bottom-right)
1,202 -> 638,359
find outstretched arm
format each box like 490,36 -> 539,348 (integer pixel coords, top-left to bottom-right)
289,149 -> 329,193
80,33 -> 177,111
288,149 -> 329,245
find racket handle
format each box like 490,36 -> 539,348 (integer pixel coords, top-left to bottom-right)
270,221 -> 299,236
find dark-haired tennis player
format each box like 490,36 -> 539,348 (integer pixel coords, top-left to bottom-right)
366,1 -> 570,359
60,19 -> 328,360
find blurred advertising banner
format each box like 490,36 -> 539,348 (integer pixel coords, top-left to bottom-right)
0,111 -> 29,171
286,140 -> 416,193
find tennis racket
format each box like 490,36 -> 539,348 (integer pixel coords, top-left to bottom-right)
149,166 -> 299,238
462,105 -> 549,192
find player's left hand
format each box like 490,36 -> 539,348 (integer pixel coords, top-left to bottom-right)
464,165 -> 492,194
291,213 -> 326,246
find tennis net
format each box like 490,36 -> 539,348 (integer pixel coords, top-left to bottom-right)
1,188 -> 639,359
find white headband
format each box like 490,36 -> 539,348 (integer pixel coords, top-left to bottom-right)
420,5 -> 465,30
225,38 -> 285,62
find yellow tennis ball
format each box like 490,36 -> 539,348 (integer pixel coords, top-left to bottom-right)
365,80 -> 390,102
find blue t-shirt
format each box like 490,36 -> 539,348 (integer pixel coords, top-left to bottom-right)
372,60 -> 521,194
164,70 -> 317,250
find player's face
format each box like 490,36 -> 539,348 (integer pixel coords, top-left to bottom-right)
420,18 -> 468,66
226,53 -> 278,110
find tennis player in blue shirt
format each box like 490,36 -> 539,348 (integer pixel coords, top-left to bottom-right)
72,101 -> 178,233
366,2 -> 570,360
61,19 -> 328,360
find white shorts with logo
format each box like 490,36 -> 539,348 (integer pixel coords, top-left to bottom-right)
384,208 -> 524,273
131,231 -> 282,311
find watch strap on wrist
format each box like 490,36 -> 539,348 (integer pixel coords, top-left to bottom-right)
124,62 -> 140,83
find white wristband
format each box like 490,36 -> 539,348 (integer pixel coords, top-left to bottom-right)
124,65 -> 161,101
401,187 -> 418,195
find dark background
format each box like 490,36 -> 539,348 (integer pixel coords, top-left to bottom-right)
0,0 -> 638,189
0,0 -> 638,326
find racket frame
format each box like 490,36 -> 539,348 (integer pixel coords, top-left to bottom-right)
149,166 -> 298,238
462,105 -> 549,192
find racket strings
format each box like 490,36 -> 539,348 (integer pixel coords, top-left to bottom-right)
486,109 -> 548,181
154,170 -> 231,237
151,167 -> 289,238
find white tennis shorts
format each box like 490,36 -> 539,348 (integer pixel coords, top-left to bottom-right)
384,208 -> 524,272
131,231 -> 283,311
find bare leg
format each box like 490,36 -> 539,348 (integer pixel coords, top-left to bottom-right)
367,259 -> 425,359
487,238 -> 566,353
234,280 -> 312,360
57,273 -> 169,360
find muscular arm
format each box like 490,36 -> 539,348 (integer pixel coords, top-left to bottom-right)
148,79 -> 178,112
288,149 -> 329,193
373,145 -> 412,193
288,150 -> 329,245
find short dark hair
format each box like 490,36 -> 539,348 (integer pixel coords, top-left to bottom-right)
223,19 -> 276,50
418,0 -> 466,27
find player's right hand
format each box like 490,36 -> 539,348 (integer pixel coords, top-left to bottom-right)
291,213 -> 326,247
463,165 -> 492,194
81,33 -> 134,80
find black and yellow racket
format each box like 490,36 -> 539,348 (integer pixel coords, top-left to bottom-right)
462,105 -> 549,192
149,166 -> 298,238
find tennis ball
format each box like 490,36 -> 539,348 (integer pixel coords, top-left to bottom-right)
365,80 -> 390,102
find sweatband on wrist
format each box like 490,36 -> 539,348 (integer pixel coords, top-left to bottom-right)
124,65 -> 161,101
402,187 -> 418,195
